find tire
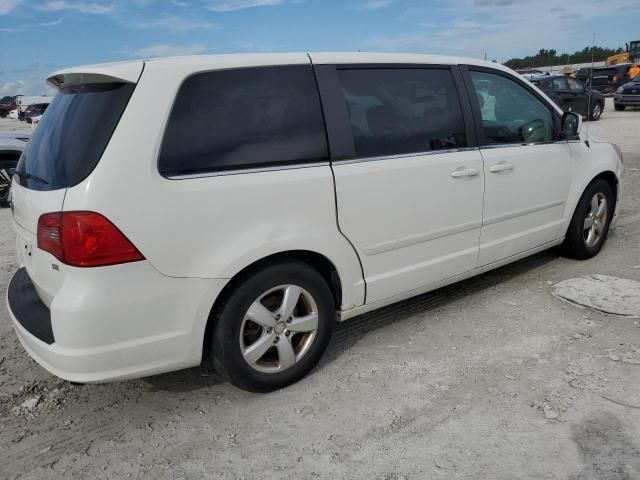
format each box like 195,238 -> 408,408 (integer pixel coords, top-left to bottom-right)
0,160 -> 18,208
209,260 -> 334,392
560,179 -> 614,260
589,101 -> 603,121
614,104 -> 626,111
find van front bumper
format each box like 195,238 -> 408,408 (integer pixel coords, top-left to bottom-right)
7,263 -> 226,383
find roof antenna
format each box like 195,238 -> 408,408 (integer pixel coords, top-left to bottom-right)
585,32 -> 595,148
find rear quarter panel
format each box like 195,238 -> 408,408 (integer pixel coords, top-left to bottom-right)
61,57 -> 366,311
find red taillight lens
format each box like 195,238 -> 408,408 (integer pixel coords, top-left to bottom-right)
613,75 -> 621,82
37,212 -> 144,267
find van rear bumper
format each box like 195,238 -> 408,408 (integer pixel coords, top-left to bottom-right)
6,264 -> 227,383
8,268 -> 55,344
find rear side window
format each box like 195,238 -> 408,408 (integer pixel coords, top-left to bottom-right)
336,68 -> 467,158
17,83 -> 135,191
159,65 -> 328,176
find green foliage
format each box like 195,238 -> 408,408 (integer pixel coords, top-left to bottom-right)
504,46 -> 624,69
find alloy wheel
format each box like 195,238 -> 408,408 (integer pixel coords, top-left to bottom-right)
239,284 -> 319,373
583,192 -> 608,248
591,103 -> 602,120
0,167 -> 15,203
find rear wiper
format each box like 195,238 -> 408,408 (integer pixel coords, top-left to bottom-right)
15,171 -> 49,185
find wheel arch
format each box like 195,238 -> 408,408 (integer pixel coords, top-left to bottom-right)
589,170 -> 619,210
202,249 -> 343,359
562,168 -> 620,238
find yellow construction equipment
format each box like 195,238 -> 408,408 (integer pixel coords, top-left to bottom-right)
607,40 -> 640,65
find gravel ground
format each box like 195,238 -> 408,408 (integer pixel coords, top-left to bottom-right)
1,100 -> 640,480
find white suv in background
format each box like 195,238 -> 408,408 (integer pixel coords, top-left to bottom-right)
7,53 -> 623,392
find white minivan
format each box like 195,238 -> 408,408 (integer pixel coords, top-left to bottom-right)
7,53 -> 623,392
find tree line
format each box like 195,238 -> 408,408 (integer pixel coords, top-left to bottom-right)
504,46 -> 624,69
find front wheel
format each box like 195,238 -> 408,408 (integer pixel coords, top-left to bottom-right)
614,104 -> 626,111
560,179 -> 614,260
209,260 -> 334,392
588,102 -> 603,121
0,160 -> 18,208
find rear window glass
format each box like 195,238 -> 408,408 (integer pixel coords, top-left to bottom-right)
158,65 -> 328,176
16,83 -> 134,191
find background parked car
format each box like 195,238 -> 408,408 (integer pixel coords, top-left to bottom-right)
0,131 -> 30,207
530,74 -> 605,120
30,114 -> 42,130
614,73 -> 640,110
24,103 -> 49,124
0,96 -> 18,118
16,96 -> 53,121
516,69 -> 546,80
586,63 -> 637,94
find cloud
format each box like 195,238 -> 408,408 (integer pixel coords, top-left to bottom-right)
356,0 -> 394,9
128,15 -> 218,32
0,80 -> 28,95
39,18 -> 64,26
474,0 -> 515,5
0,71 -> 57,96
0,0 -> 20,15
364,0 -> 633,61
0,17 -> 64,32
119,43 -> 207,58
39,1 -> 114,14
206,0 -> 283,12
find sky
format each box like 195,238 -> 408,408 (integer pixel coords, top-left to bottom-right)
1,0 -> 638,95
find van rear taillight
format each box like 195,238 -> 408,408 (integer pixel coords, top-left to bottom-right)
613,75 -> 621,82
37,212 -> 144,267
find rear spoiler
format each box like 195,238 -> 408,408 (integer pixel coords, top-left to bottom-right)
47,60 -> 144,90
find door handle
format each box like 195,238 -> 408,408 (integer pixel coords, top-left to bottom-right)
451,167 -> 480,178
489,162 -> 514,174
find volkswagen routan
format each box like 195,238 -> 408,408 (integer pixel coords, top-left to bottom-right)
7,53 -> 623,392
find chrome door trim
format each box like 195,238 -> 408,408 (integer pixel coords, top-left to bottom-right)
165,161 -> 330,180
331,147 -> 480,166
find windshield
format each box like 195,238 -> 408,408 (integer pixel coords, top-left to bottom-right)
16,82 -> 134,191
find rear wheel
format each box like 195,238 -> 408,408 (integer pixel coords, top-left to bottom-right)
614,104 -> 626,111
589,101 -> 603,121
209,260 -> 334,392
560,179 -> 614,260
0,160 -> 18,208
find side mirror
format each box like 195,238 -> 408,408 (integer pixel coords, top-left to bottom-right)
561,111 -> 581,139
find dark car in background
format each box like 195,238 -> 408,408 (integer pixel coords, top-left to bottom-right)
23,103 -> 49,124
0,96 -> 18,118
583,64 -> 636,94
530,75 -> 605,120
614,73 -> 640,110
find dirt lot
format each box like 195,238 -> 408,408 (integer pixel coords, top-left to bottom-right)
1,100 -> 640,480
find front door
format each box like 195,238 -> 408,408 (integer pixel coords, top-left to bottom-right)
325,66 -> 485,303
466,68 -> 572,266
